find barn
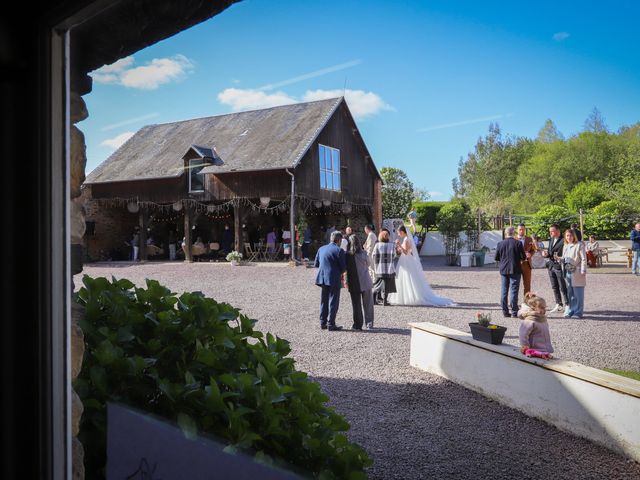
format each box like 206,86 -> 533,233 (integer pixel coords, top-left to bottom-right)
83,97 -> 382,261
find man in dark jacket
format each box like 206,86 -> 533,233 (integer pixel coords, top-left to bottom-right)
495,226 -> 526,317
314,231 -> 347,330
542,224 -> 569,312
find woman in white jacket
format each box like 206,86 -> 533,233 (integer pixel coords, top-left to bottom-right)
561,229 -> 587,318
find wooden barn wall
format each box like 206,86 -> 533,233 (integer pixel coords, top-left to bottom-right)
295,102 -> 376,205
90,177 -> 184,202
204,170 -> 290,201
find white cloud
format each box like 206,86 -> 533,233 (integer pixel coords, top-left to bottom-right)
303,89 -> 393,120
91,55 -> 194,89
90,56 -> 135,84
217,87 -> 392,120
217,88 -> 297,111
553,31 -> 570,41
100,132 -> 135,149
428,191 -> 445,198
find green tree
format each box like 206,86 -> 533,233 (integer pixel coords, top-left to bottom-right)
564,180 -> 609,212
583,107 -> 608,133
380,167 -> 414,218
412,186 -> 431,203
454,123 -> 534,214
537,119 -> 564,143
584,200 -> 640,239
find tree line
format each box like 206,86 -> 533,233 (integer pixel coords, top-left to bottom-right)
451,108 -> 640,238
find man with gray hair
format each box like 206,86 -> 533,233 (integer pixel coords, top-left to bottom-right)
314,230 -> 347,330
494,226 -> 526,317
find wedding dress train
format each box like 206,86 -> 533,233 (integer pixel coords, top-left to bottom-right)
388,237 -> 455,306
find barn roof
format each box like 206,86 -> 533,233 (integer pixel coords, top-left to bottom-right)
85,97 -> 346,184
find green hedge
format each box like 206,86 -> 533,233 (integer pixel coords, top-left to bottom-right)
414,201 -> 448,231
74,276 -> 371,479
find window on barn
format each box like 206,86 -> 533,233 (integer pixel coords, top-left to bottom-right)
319,144 -> 341,192
189,159 -> 205,192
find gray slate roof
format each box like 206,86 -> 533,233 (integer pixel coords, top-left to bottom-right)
85,97 -> 343,184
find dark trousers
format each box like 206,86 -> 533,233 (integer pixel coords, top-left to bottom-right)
548,267 -> 568,306
301,242 -> 310,260
372,278 -> 389,303
320,285 -> 341,327
500,273 -> 521,315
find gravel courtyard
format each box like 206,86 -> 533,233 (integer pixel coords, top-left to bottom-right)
76,259 -> 640,479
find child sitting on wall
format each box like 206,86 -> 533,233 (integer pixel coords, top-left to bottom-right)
518,295 -> 554,359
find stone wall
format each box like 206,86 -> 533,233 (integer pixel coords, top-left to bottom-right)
83,193 -> 139,262
70,91 -> 87,480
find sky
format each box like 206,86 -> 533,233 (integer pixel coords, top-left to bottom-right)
80,0 -> 640,200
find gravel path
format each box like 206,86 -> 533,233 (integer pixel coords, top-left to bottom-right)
75,259 -> 640,479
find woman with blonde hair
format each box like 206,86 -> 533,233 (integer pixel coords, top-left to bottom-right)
560,229 -> 587,318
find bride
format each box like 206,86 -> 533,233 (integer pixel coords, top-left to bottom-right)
388,226 -> 455,306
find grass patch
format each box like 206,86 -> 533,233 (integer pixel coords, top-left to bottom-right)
603,368 -> 640,381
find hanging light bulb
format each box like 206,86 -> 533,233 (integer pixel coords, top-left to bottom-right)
127,202 -> 139,213
260,196 -> 271,207
173,201 -> 183,212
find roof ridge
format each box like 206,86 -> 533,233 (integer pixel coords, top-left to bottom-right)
148,97 -> 344,128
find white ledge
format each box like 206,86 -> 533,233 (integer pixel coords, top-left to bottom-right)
409,322 -> 640,399
409,322 -> 640,462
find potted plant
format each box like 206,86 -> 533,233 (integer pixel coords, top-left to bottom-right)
469,312 -> 507,345
226,251 -> 243,265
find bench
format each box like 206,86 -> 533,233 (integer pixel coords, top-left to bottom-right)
409,322 -> 640,462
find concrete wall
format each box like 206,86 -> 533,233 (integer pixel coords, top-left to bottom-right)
419,230 -> 503,256
409,322 -> 640,462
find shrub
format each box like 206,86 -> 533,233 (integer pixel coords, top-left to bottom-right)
74,276 -> 371,479
437,200 -> 475,265
226,250 -> 243,262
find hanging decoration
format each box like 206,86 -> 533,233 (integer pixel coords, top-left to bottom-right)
260,196 -> 271,207
91,193 -> 372,218
127,201 -> 139,213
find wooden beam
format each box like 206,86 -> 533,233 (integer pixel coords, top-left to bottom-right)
183,207 -> 193,262
234,204 -> 243,254
138,209 -> 147,261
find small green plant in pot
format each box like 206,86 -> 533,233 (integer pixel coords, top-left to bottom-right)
226,250 -> 243,265
469,312 -> 507,344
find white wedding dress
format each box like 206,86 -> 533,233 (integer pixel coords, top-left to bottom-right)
388,236 -> 455,306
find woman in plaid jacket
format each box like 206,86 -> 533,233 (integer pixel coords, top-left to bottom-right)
372,229 -> 398,306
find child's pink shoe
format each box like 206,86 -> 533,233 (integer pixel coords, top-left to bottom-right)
524,348 -> 551,359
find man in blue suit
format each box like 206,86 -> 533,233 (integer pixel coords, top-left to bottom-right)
314,231 -> 347,330
494,226 -> 526,317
